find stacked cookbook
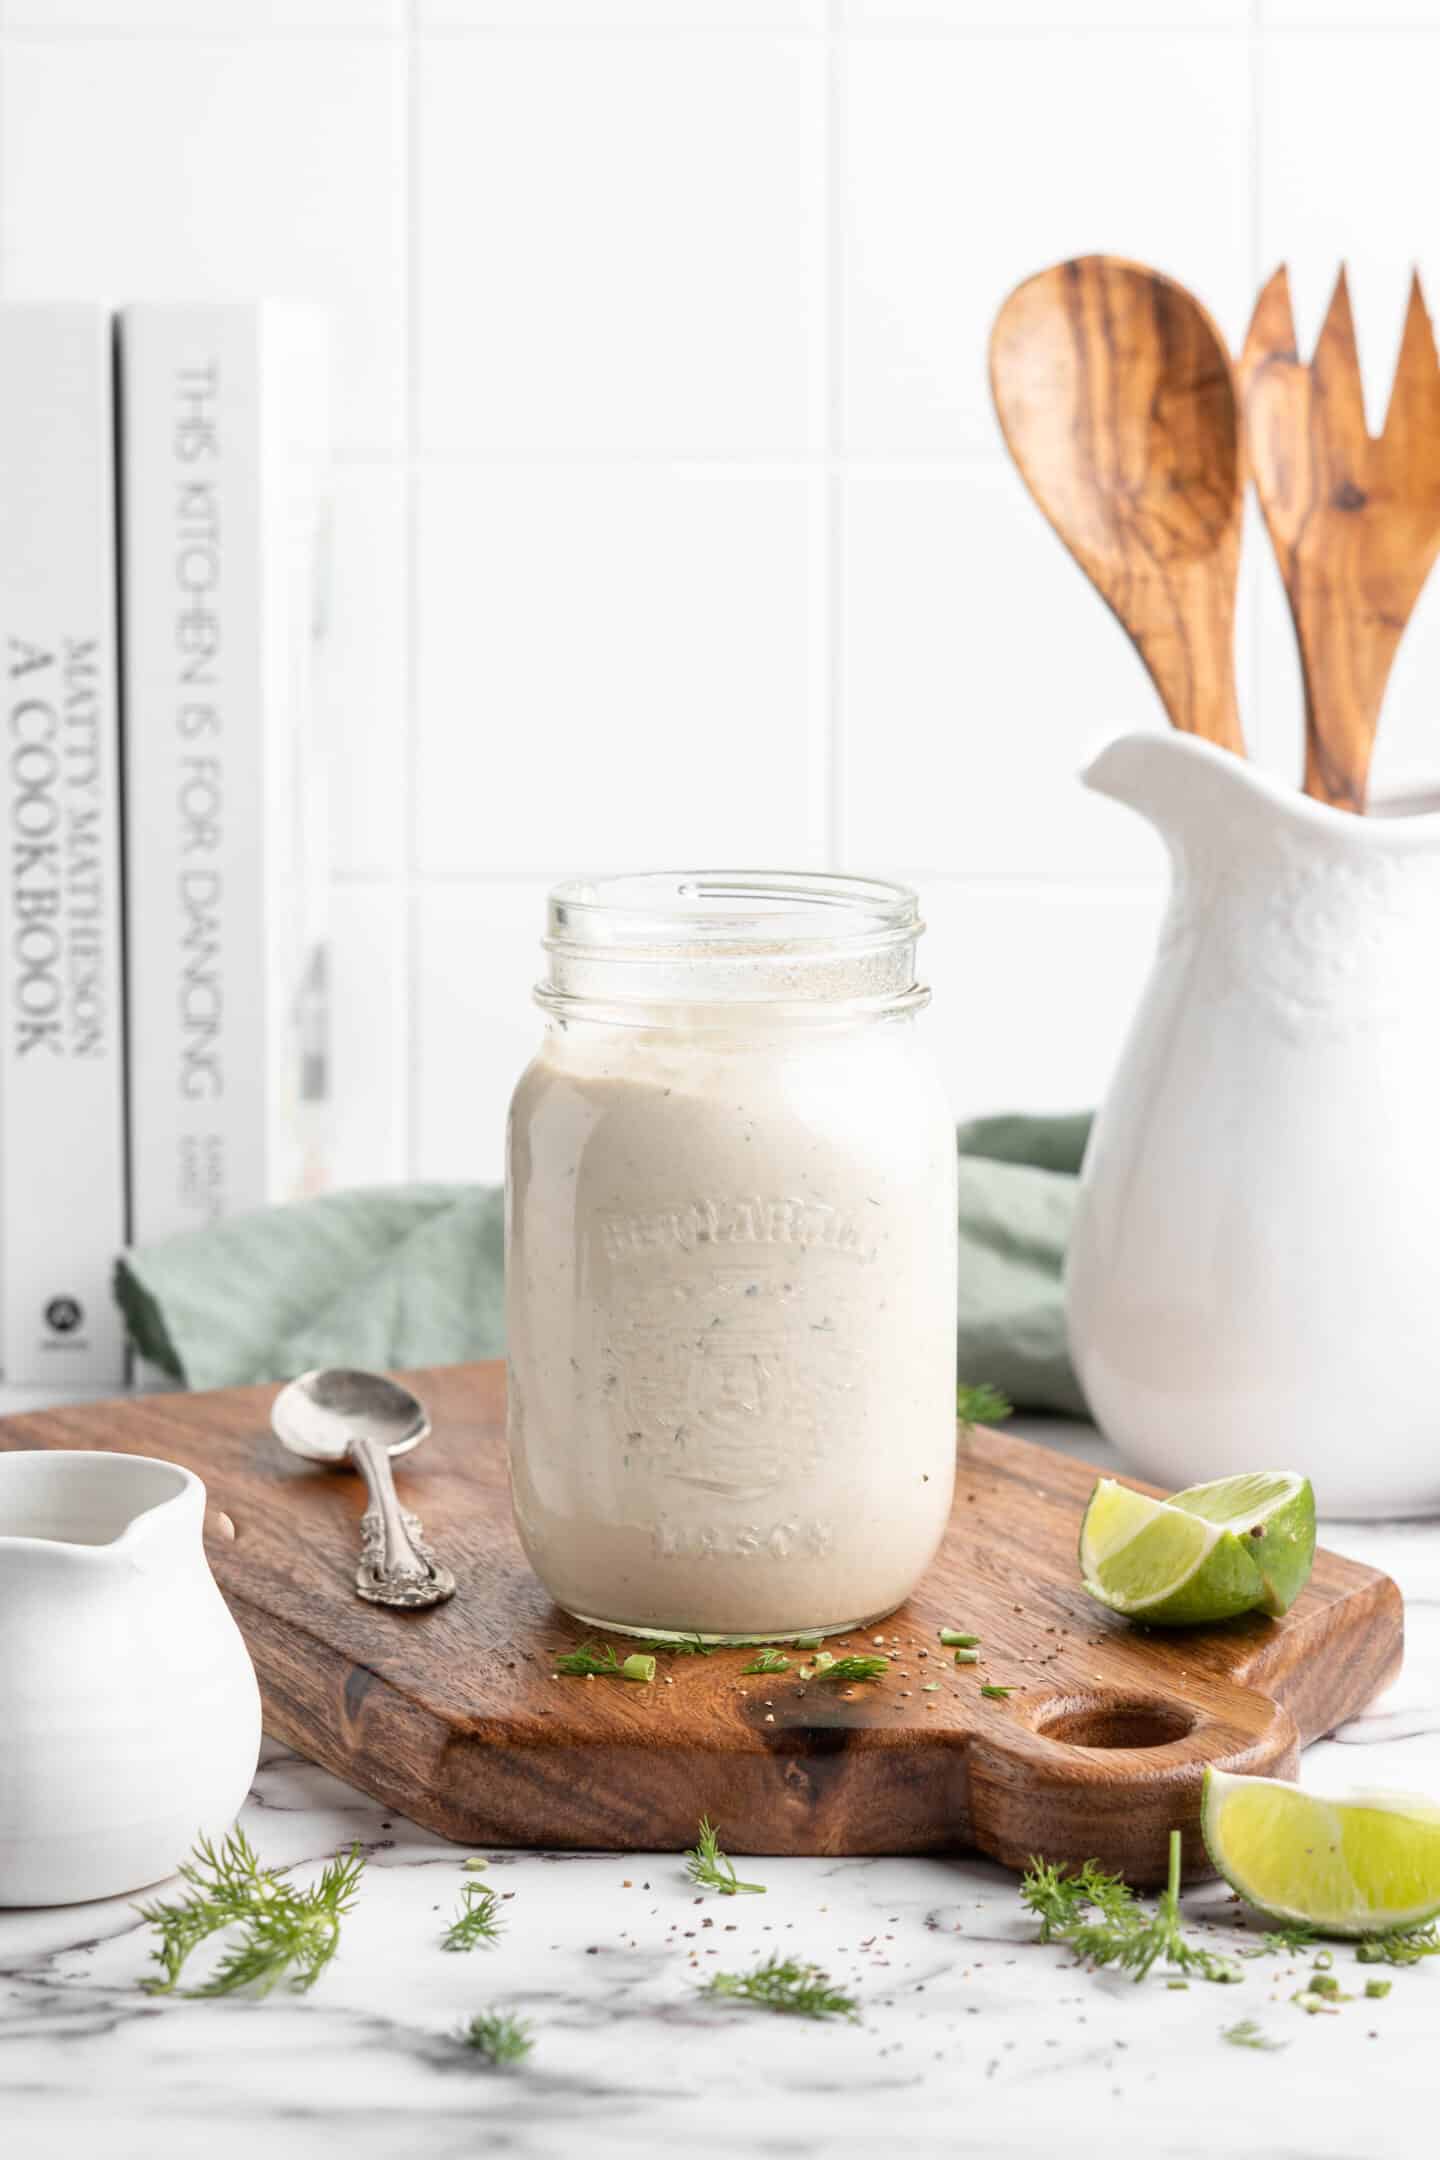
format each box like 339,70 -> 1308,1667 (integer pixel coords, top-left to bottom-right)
0,302 -> 333,1387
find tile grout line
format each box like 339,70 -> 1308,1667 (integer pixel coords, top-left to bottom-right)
401,0 -> 423,1183
824,0 -> 845,871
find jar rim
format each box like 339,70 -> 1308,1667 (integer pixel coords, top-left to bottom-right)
545,870 -> 921,956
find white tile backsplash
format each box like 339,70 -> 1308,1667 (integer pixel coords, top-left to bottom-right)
1,4 -> 1432,1189
0,35 -> 406,450
840,458 -> 1170,876
839,28 -> 1253,452
415,460 -> 827,875
328,886 -> 409,1188
417,30 -> 826,453
414,881 -> 550,1184
326,463 -> 410,877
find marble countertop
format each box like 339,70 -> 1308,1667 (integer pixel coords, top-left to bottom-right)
4,1419 -> 1439,2160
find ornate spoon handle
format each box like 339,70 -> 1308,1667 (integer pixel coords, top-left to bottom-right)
347,1433 -> 456,1609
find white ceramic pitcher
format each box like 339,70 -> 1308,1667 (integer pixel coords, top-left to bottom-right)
1066,731 -> 1440,1519
0,1451 -> 261,1906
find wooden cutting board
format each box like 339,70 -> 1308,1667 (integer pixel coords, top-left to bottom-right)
0,1362 -> 1401,1884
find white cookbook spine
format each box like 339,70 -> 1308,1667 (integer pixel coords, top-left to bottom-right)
0,305 -> 128,1383
121,304 -> 331,1251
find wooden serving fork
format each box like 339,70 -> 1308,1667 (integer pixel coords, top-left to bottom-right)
1239,265 -> 1440,813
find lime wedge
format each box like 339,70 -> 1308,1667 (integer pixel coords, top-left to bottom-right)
1169,1470 -> 1316,1616
1079,1478 -> 1266,1625
1202,1769 -> 1440,1935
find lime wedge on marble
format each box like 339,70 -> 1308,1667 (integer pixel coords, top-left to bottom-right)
1169,1470 -> 1315,1616
1203,1769 -> 1440,1935
1078,1478 -> 1265,1625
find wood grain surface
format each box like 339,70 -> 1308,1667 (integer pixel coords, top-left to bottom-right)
0,1364 -> 1401,1884
1240,264 -> 1440,812
990,254 -> 1247,759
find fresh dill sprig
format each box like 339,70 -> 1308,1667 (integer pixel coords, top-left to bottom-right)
1020,1833 -> 1243,1986
741,1649 -> 791,1675
684,1816 -> 765,1898
704,1953 -> 857,2021
1355,1922 -> 1440,1966
554,1642 -> 624,1675
1020,1855 -> 1134,1941
1222,2018 -> 1286,2051
811,1655 -> 889,1683
137,1830 -> 365,1998
444,1880 -> 505,1951
648,1632 -> 715,1656
459,2009 -> 533,2066
956,1383 -> 1012,1428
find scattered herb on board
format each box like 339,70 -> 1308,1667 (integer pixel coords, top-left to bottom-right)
704,1953 -> 858,2021
137,1831 -> 365,1998
741,1649 -> 791,1675
811,1655 -> 889,1683
954,1649 -> 980,1666
553,1642 -> 654,1680
445,1880 -> 505,1951
1222,2018 -> 1286,2051
980,1683 -> 1013,1699
684,1817 -> 765,1898
938,1629 -> 980,1648
1020,1833 -> 1243,1985
1356,1924 -> 1440,1966
459,2009 -> 534,2066
956,1384 -> 1012,1428
649,1633 -> 715,1657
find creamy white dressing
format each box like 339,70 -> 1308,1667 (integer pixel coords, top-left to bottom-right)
506,1016 -> 957,1636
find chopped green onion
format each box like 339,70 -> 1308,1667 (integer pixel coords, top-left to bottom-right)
938,1630 -> 980,1648
953,1647 -> 980,1665
622,1653 -> 656,1683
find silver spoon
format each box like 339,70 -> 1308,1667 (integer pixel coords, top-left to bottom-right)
271,1368 -> 456,1610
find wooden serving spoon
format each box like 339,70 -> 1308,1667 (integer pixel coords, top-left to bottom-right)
1239,264 -> 1440,813
990,255 -> 1246,756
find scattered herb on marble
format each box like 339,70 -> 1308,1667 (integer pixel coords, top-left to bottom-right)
1355,1923 -> 1440,1966
463,1856 -> 489,1872
1365,1978 -> 1393,1999
459,2009 -> 534,2066
1222,2018 -> 1286,2051
1020,1833 -> 1243,1986
956,1383 -> 1012,1428
742,1649 -> 791,1675
1241,1923 -> 1317,1958
445,1880 -> 505,1951
685,1816 -> 765,1898
980,1683 -> 1013,1699
811,1655 -> 889,1683
938,1629 -> 980,1648
137,1830 -> 365,1998
704,1953 -> 858,2021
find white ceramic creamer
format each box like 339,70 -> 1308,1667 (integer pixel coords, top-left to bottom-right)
1066,732 -> 1440,1519
0,1451 -> 261,1906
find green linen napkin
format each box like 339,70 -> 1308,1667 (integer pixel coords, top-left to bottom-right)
114,1113 -> 1092,1411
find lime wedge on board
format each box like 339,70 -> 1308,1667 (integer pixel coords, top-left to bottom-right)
1078,1478 -> 1266,1625
1168,1470 -> 1315,1616
1203,1769 -> 1440,1935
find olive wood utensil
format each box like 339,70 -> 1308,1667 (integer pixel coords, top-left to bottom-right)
1239,264 -> 1440,814
990,255 -> 1246,757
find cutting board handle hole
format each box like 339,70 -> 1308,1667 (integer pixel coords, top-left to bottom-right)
1032,1696 -> 1196,1750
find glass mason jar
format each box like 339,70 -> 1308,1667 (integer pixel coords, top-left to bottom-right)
505,872 -> 957,1641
